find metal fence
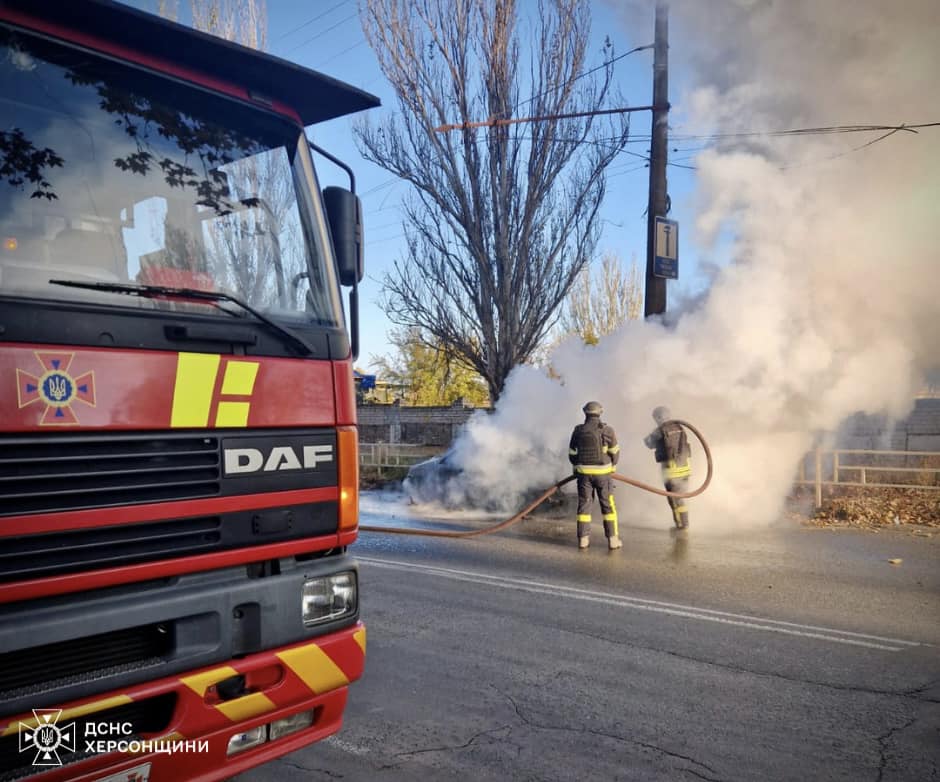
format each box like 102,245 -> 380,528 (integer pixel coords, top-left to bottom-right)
359,442 -> 444,472
360,443 -> 940,505
796,448 -> 940,508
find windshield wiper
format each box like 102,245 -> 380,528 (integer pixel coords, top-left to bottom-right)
49,279 -> 314,356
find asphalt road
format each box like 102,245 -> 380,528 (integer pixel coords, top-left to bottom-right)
241,493 -> 940,781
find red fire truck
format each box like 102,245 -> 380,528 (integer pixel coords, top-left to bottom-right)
0,1 -> 377,779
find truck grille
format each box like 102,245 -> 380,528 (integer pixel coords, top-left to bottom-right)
0,693 -> 176,782
0,502 -> 338,582
0,517 -> 222,582
0,432 -> 221,516
0,623 -> 174,700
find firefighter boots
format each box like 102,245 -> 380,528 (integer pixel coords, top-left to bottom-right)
578,535 -> 590,549
608,536 -> 622,550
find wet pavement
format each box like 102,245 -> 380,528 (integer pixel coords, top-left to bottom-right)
240,490 -> 940,781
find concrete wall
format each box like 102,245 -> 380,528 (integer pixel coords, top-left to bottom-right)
357,400 -> 483,446
359,398 -> 940,452
836,398 -> 940,452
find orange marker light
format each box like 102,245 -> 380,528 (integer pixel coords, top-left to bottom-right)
337,426 -> 359,531
3,237 -> 16,251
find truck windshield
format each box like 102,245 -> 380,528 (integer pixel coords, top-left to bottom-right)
0,26 -> 343,327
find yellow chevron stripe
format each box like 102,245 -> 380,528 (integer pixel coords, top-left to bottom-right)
180,666 -> 239,698
215,692 -> 277,723
278,644 -> 350,695
3,695 -> 133,737
354,627 -> 367,654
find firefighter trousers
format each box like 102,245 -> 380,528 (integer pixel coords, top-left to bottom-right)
576,474 -> 619,540
664,476 -> 690,529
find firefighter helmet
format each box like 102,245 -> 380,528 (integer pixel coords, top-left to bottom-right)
582,401 -> 603,417
652,406 -> 671,425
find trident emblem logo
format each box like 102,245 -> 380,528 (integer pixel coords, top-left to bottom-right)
46,374 -> 71,402
18,709 -> 77,766
16,352 -> 96,425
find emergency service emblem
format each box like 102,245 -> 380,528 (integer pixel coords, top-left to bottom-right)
16,351 -> 96,425
18,709 -> 76,766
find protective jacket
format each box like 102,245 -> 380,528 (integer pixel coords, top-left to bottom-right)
644,421 -> 691,479
569,417 -> 620,475
644,419 -> 692,529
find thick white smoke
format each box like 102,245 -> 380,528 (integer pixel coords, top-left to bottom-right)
439,0 -> 940,530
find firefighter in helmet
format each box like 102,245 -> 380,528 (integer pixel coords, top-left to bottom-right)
568,401 -> 622,550
644,406 -> 691,529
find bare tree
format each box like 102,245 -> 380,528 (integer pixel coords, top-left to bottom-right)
559,252 -> 642,344
157,0 -> 267,49
154,0 -> 306,312
190,0 -> 267,50
156,1 -> 179,21
358,0 -> 630,401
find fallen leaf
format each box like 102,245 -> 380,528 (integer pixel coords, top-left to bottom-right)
888,558 -> 903,565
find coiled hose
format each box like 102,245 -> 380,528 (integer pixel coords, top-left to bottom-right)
359,419 -> 712,539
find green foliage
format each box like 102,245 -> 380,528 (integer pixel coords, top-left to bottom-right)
371,328 -> 490,407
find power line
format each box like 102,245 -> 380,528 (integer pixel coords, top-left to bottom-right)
361,177 -> 402,197
366,233 -> 406,247
668,122 -> 940,143
435,104 -> 659,133
315,38 -> 368,69
283,12 -> 358,56
273,1 -> 349,43
514,43 -> 653,112
459,122 -> 940,146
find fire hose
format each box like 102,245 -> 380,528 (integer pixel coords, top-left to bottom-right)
359,419 -> 712,539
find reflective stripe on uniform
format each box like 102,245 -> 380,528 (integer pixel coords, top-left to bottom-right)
605,444 -> 620,454
569,448 -> 578,455
575,464 -> 614,475
663,459 -> 691,479
604,495 -> 618,521
577,514 -> 591,522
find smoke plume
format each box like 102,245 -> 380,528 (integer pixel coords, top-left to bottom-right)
436,0 -> 940,530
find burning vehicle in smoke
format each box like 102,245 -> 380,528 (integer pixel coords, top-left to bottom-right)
404,444 -> 575,513
403,448 -> 466,507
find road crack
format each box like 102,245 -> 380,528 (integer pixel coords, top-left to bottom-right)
500,689 -> 723,782
282,760 -> 344,778
901,678 -> 940,704
376,722 -> 515,770
875,715 -> 918,782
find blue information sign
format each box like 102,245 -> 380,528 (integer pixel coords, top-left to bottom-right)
653,217 -> 679,279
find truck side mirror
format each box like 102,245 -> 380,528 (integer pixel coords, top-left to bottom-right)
322,186 -> 363,286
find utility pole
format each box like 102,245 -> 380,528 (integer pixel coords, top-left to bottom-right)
644,1 -> 669,318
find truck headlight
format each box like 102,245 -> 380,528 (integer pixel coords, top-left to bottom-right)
301,571 -> 357,625
269,710 -> 315,741
227,725 -> 266,755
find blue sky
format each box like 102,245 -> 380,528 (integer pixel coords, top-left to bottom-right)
138,1 -> 704,371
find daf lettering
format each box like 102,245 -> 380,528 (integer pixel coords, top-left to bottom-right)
225,448 -> 264,474
303,445 -> 334,467
265,446 -> 302,472
224,444 -> 334,475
